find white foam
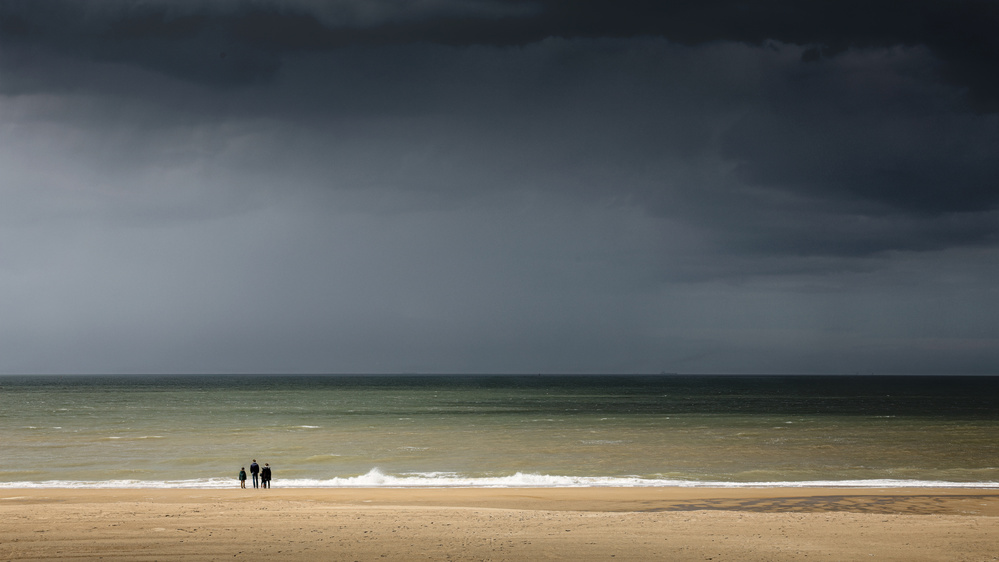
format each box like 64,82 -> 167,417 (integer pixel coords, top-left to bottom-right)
1,469 -> 997,490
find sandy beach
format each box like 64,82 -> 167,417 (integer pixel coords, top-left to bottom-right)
2,487 -> 997,561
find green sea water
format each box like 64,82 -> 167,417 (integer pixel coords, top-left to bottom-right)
1,375 -> 996,488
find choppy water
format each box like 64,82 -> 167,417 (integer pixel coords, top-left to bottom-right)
1,375 -> 996,488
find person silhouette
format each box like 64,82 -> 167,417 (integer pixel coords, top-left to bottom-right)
249,460 -> 260,488
261,463 -> 272,489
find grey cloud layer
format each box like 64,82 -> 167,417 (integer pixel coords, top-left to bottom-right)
1,1 -> 996,374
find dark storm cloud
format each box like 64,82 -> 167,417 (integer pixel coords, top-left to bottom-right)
2,1 -> 995,258
2,0 -> 996,109
2,1 -> 997,374
6,27 -> 993,261
721,47 -> 999,215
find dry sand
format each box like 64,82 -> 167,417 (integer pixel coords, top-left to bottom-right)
2,487 -> 997,561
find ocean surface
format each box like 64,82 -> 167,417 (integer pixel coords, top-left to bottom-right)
1,375 -> 997,489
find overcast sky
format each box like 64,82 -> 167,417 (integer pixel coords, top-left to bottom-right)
1,0 -> 997,375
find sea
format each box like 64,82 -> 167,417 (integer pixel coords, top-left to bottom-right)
1,375 -> 997,489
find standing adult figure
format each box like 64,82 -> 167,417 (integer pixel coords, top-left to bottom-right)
261,463 -> 272,489
249,460 -> 260,489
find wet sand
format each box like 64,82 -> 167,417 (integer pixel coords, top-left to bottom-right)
2,487 -> 997,561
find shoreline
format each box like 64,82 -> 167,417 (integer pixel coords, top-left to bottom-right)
3,487 -> 997,561
4,473 -> 998,490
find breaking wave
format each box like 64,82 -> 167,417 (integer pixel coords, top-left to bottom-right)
2,468 -> 997,489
